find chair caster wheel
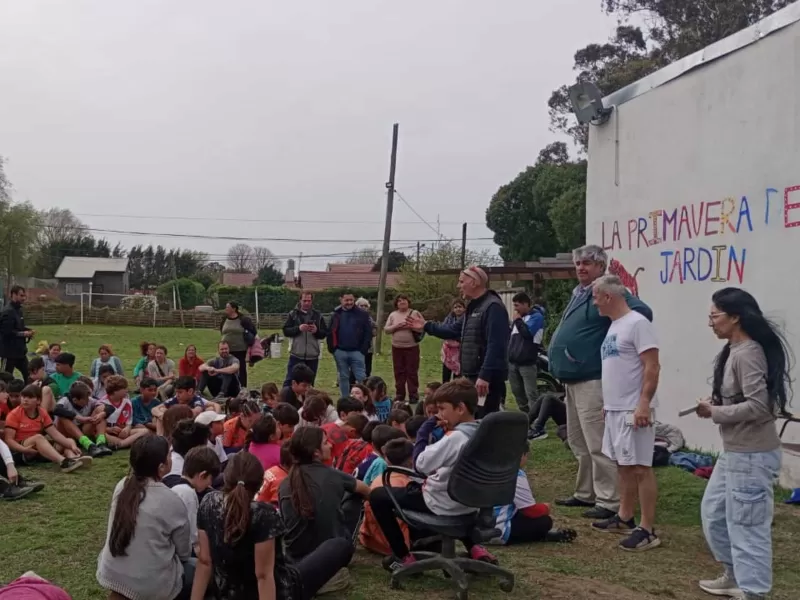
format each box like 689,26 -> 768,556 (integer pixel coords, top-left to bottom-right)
390,578 -> 403,590
499,580 -> 514,593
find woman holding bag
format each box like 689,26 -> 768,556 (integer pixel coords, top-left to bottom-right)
219,301 -> 256,389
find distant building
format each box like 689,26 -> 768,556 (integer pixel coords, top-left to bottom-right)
221,272 -> 257,286
284,262 -> 402,292
54,257 -> 130,306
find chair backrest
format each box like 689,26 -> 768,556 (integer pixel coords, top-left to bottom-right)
447,411 -> 529,509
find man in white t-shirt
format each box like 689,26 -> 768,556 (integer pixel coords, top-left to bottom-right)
590,275 -> 661,552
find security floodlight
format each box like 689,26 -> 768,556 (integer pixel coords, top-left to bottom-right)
568,81 -> 613,125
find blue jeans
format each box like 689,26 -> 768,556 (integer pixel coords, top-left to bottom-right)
283,355 -> 320,388
334,349 -> 366,397
701,449 -> 782,596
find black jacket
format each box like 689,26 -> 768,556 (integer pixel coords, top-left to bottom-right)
0,302 -> 29,359
426,290 -> 510,380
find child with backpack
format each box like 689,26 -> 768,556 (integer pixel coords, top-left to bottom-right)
256,440 -> 292,506
336,419 -> 376,477
364,376 -> 392,423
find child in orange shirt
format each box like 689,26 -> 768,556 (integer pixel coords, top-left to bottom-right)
222,400 -> 260,454
256,440 -> 291,506
360,438 -> 413,556
3,385 -> 89,473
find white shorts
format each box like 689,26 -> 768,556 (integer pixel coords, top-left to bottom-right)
602,410 -> 656,467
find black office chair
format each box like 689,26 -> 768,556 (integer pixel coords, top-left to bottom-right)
382,411 -> 529,600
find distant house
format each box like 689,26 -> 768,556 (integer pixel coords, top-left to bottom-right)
221,272 -> 257,286
54,257 -> 130,306
285,262 -> 402,292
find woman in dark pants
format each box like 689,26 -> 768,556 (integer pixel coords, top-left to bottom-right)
219,301 -> 256,389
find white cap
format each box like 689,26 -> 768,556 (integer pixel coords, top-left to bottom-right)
195,411 -> 226,426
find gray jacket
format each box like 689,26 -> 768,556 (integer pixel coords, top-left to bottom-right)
283,306 -> 328,360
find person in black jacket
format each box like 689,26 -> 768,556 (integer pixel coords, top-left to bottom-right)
282,292 -> 327,387
326,291 -> 372,397
407,266 -> 510,417
507,292 -> 546,415
0,286 -> 34,381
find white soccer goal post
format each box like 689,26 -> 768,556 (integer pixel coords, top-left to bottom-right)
80,292 -> 158,327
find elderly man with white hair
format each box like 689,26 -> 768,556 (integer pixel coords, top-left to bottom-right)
407,266 -> 510,417
590,274 -> 661,552
550,245 -> 653,521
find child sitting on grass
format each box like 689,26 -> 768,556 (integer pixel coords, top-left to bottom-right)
256,439 -> 292,506
92,364 -> 115,400
222,400 -> 261,454
1,436 -> 44,500
96,436 -> 193,600
171,445 -> 221,555
48,353 -> 82,399
365,376 -> 392,423
103,375 -> 150,449
362,424 -> 408,486
152,376 -> 220,434
278,426 -> 370,562
349,383 -> 369,404
4,385 -> 89,473
53,381 -> 114,459
163,419 -> 211,488
272,402 -> 300,439
247,413 -> 282,470
195,411 -> 228,465
297,393 -> 329,429
490,449 -> 577,546
336,418 -> 375,476
404,415 -> 427,441
359,438 -> 414,556
388,409 -> 410,435
369,378 -> 497,571
335,396 -> 364,426
132,378 -> 162,433
26,357 -> 56,414
260,382 -> 280,412
414,385 -> 440,418
280,363 -> 314,409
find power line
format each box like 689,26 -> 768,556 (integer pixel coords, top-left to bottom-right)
393,189 -> 449,241
73,212 -> 486,226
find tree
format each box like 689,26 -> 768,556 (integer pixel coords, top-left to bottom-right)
37,208 -> 86,248
0,201 -> 40,286
256,264 -> 285,286
372,250 -> 409,272
486,152 -> 587,262
250,246 -> 280,273
346,247 -> 380,265
227,243 -> 254,272
398,243 -> 500,304
194,262 -> 226,288
32,234 -> 112,278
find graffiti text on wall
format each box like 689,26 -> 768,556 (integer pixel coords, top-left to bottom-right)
600,186 -> 800,285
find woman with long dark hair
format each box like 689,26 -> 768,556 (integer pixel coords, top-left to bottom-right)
192,451 -> 353,600
696,288 -> 791,600
220,301 -> 257,389
97,436 -> 193,600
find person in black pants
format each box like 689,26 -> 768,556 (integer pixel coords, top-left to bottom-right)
407,267 -> 510,417
0,285 -> 34,381
527,392 -> 567,441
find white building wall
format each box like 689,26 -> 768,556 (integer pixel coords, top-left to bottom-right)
586,17 -> 800,454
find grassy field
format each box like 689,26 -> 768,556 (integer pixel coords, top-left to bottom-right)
1,324 -> 798,599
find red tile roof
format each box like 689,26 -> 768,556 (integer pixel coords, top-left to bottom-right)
222,272 -> 257,286
327,263 -> 375,273
288,270 -> 402,291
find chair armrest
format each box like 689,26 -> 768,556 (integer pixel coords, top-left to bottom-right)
382,466 -> 427,525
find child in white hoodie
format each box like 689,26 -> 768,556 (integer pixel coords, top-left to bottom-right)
367,378 -> 497,571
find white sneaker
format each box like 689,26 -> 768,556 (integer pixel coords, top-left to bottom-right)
698,573 -> 741,597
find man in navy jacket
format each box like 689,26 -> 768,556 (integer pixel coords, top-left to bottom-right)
327,291 -> 372,396
408,266 -> 509,417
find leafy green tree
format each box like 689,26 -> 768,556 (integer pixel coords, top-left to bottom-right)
372,250 -> 409,272
256,264 -> 285,286
33,235 -> 112,278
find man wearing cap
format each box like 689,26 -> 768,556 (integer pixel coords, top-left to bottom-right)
407,266 -> 509,417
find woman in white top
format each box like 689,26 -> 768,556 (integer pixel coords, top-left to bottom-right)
147,345 -> 177,401
96,435 -> 193,600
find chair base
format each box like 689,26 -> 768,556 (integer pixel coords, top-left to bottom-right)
391,551 -> 514,600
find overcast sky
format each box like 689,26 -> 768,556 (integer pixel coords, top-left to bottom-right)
0,0 -> 612,271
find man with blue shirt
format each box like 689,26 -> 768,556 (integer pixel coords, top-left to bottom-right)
507,292 -> 545,415
327,291 -> 373,396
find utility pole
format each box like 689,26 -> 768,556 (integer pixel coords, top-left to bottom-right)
460,222 -> 468,269
375,123 -> 399,355
172,255 -> 185,328
416,241 -> 421,271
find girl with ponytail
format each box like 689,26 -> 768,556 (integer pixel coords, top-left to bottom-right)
97,435 -> 194,600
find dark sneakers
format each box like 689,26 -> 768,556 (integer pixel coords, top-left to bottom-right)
0,476 -> 40,501
545,528 -> 578,543
583,506 -> 616,519
555,497 -> 595,508
591,514 -> 636,534
60,458 -> 84,473
527,428 -> 548,441
88,443 -> 113,458
619,527 -> 661,552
